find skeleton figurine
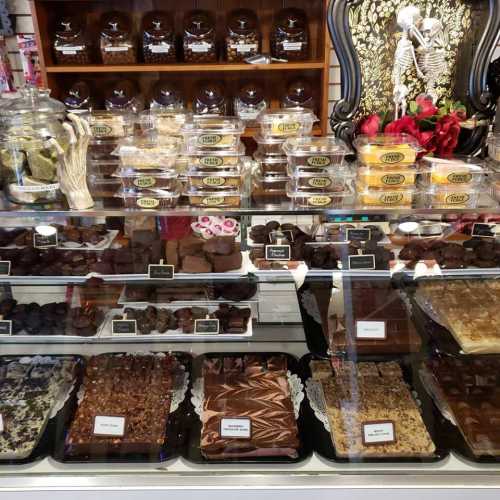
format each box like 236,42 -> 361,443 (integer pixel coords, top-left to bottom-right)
416,18 -> 447,104
392,6 -> 425,119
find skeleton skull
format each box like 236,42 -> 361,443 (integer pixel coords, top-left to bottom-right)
421,18 -> 443,44
397,6 -> 422,31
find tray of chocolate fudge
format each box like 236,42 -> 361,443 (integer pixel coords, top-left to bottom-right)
420,355 -> 500,462
185,352 -> 311,463
99,304 -> 253,340
53,352 -> 192,463
301,353 -> 449,463
0,355 -> 79,464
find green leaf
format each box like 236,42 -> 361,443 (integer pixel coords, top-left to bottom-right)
409,101 -> 418,115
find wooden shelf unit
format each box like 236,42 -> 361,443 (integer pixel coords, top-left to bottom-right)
30,0 -> 331,134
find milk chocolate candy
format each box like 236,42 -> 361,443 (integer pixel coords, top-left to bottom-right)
211,251 -> 242,273
202,236 -> 235,255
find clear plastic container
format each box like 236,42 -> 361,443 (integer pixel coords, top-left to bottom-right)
254,134 -> 286,156
87,111 -> 135,141
138,110 -> 189,135
149,82 -> 184,111
100,11 -> 136,65
119,186 -> 181,209
357,166 -> 418,188
187,145 -> 245,169
113,168 -> 178,190
418,157 -> 485,187
193,82 -> 228,116
287,168 -> 353,193
234,81 -> 267,127
183,10 -> 217,63
253,172 -> 289,192
87,159 -> 120,177
353,133 -> 422,167
287,182 -> 352,208
88,175 -> 121,198
113,134 -> 181,169
417,185 -> 484,208
187,188 -> 243,207
187,168 -> 243,190
225,9 -> 261,62
271,8 -> 309,61
283,136 -> 351,171
257,109 -> 317,138
182,116 -> 244,151
142,11 -> 176,64
356,183 -> 416,207
53,16 -> 91,65
253,152 -> 288,175
487,134 -> 500,162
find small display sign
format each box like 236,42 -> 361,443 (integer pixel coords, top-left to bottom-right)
348,255 -> 376,270
362,420 -> 396,445
355,320 -> 386,340
0,320 -> 12,336
112,319 -> 137,336
194,318 -> 220,335
93,416 -> 126,437
472,223 -> 496,238
0,261 -> 11,276
220,417 -> 251,439
148,264 -> 175,280
265,245 -> 291,261
33,230 -> 58,249
346,228 -> 371,241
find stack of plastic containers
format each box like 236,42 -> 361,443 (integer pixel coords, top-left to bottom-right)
283,136 -> 353,208
112,132 -> 182,209
486,134 -> 500,203
253,109 -> 317,205
182,116 -> 246,208
353,134 -> 422,208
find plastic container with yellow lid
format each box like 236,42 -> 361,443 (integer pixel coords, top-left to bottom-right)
353,133 -> 422,167
356,182 -> 416,208
418,156 -> 485,187
257,109 -> 318,138
357,166 -> 417,188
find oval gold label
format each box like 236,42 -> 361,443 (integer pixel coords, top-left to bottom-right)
136,197 -> 160,209
379,192 -> 404,205
445,193 -> 470,204
200,156 -> 224,167
91,124 -> 112,137
273,122 -> 300,134
380,152 -> 405,164
198,134 -> 222,146
308,177 -> 332,188
202,196 -> 225,206
447,172 -> 473,184
202,176 -> 226,187
381,174 -> 406,185
307,156 -> 331,167
307,195 -> 332,207
133,176 -> 156,188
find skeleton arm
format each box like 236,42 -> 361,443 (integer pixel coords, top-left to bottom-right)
409,26 -> 426,79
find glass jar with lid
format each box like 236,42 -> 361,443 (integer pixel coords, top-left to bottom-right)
142,11 -> 176,64
149,81 -> 184,111
234,81 -> 267,127
105,79 -> 142,113
63,81 -> 94,114
100,11 -> 136,65
281,78 -> 315,110
183,10 -> 217,63
193,81 -> 227,116
225,9 -> 261,62
271,8 -> 309,61
53,16 -> 91,65
0,87 -> 67,204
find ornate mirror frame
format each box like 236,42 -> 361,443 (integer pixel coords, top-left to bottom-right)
328,0 -> 500,154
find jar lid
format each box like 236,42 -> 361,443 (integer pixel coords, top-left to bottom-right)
105,80 -> 138,109
0,86 -> 65,120
237,81 -> 264,106
142,10 -> 173,38
275,8 -> 307,35
285,79 -> 313,106
101,11 -> 132,39
184,10 -> 215,37
63,81 -> 91,110
55,16 -> 83,38
150,81 -> 182,108
195,82 -> 225,107
227,9 -> 258,35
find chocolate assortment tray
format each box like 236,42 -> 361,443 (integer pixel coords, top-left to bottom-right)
52,352 -> 193,463
185,352 -> 312,464
300,353 -> 449,463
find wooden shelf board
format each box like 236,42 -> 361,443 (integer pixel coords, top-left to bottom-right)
45,61 -> 326,73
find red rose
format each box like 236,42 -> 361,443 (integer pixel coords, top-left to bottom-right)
359,114 -> 381,136
434,114 -> 461,158
384,115 -> 420,139
415,95 -> 438,120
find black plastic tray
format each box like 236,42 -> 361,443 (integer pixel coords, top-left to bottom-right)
0,355 -> 83,465
184,352 -> 312,464
299,353 -> 450,463
52,351 -> 193,464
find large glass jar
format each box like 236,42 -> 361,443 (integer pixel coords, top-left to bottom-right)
281,78 -> 315,111
149,81 -> 184,111
142,11 -> 176,64
105,80 -> 142,113
183,10 -> 217,63
63,81 -> 94,114
193,81 -> 227,115
271,8 -> 309,61
234,81 -> 267,127
0,87 -> 67,204
100,11 -> 136,65
53,16 -> 91,65
225,9 -> 261,62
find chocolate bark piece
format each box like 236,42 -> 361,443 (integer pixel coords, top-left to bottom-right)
211,251 -> 242,273
182,255 -> 213,273
202,236 -> 235,256
179,235 -> 205,258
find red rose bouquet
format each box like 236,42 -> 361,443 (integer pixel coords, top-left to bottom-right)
358,96 -> 466,158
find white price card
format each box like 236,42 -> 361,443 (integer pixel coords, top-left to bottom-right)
362,420 -> 395,445
355,320 -> 386,340
220,417 -> 251,438
93,416 -> 126,437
